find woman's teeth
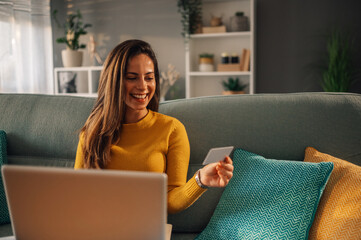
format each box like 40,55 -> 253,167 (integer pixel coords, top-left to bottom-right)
132,94 -> 147,99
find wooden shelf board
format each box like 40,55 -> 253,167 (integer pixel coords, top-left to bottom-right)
190,32 -> 251,38
190,71 -> 251,76
54,66 -> 103,72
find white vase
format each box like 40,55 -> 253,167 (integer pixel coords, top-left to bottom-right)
61,49 -> 83,67
199,63 -> 214,72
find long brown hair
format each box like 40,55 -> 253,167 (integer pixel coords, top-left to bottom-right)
81,39 -> 160,169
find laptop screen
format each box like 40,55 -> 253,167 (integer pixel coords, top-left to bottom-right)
2,165 -> 167,240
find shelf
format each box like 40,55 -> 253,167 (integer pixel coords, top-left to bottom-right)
190,31 -> 251,38
55,93 -> 98,98
54,66 -> 103,72
54,66 -> 103,96
203,0 -> 247,2
185,0 -> 255,98
190,71 -> 251,76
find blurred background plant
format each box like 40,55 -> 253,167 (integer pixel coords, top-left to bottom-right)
53,9 -> 92,50
222,77 -> 247,92
321,30 -> 355,92
177,0 -> 202,38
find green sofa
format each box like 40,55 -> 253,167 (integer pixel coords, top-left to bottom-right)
0,92 -> 360,239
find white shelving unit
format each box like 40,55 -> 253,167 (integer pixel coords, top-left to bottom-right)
185,0 -> 255,98
54,66 -> 103,97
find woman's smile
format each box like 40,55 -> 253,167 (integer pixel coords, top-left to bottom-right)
131,93 -> 148,101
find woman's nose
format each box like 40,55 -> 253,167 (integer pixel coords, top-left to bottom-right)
136,77 -> 147,89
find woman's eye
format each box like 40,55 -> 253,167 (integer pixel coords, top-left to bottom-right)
126,77 -> 137,80
146,77 -> 154,81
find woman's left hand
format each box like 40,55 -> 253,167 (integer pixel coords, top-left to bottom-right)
199,156 -> 234,188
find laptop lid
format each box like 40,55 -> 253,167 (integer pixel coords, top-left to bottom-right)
2,165 -> 167,240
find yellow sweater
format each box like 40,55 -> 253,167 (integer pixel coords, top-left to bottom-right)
74,110 -> 206,213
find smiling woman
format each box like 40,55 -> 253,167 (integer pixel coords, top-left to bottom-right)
76,39 -> 160,169
74,39 -> 234,214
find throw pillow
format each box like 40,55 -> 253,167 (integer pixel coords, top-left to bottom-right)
0,130 -> 10,224
196,148 -> 333,240
304,147 -> 361,240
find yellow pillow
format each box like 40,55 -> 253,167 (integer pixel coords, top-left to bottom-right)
304,147 -> 361,240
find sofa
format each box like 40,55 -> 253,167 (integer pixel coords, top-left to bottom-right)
0,92 -> 360,239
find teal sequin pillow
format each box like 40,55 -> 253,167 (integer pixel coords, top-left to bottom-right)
0,130 -> 10,224
196,148 -> 333,240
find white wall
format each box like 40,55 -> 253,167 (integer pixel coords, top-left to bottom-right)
51,0 -> 186,99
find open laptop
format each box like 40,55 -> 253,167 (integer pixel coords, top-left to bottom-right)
2,165 -> 169,240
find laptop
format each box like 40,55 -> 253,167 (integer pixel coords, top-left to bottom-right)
2,165 -> 169,240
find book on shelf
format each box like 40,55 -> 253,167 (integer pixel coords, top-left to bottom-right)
240,49 -> 250,71
202,25 -> 226,34
217,64 -> 241,72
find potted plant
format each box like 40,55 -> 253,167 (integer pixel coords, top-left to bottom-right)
199,53 -> 214,72
53,10 -> 92,67
321,30 -> 355,92
222,77 -> 247,94
177,0 -> 202,38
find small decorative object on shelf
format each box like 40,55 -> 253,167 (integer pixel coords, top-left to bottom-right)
222,77 -> 247,95
199,53 -> 214,72
160,64 -> 180,102
52,9 -> 92,67
210,15 -> 222,27
59,72 -> 77,93
218,52 -> 241,71
203,15 -> 226,34
231,53 -> 239,63
88,35 -> 103,66
221,52 -> 229,64
230,11 -> 249,32
218,52 -> 242,71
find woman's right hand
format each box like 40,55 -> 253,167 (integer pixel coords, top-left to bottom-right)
199,156 -> 234,188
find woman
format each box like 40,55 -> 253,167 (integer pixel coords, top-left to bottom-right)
75,39 -> 234,214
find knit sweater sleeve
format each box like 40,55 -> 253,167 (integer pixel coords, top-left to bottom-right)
74,133 -> 84,169
166,120 -> 207,214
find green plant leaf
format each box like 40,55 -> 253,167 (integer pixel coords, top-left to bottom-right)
321,30 -> 354,92
52,9 -> 92,50
222,77 -> 248,91
177,0 -> 202,38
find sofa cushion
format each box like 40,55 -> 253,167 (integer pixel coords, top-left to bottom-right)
0,130 -> 10,224
196,148 -> 333,240
304,147 -> 361,240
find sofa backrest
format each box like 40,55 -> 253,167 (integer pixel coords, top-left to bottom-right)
160,93 -> 361,166
1,92 -> 360,233
0,94 -> 94,167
